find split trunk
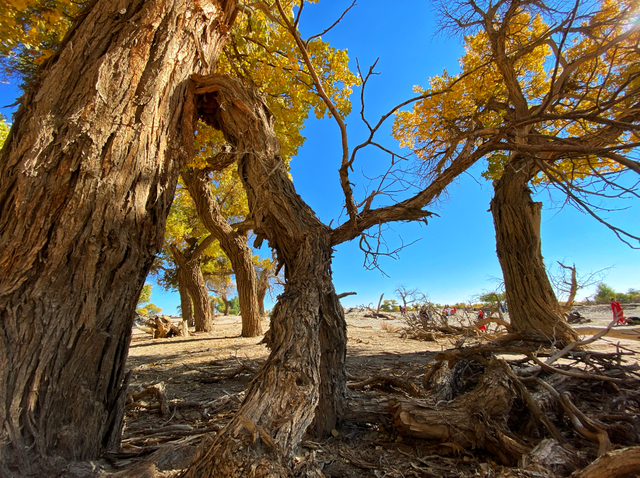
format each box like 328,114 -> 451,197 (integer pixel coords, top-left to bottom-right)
183,74 -> 348,476
182,167 -> 262,336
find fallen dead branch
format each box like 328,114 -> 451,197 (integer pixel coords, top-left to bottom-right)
128,382 -> 170,416
136,315 -> 190,339
573,325 -> 640,341
198,363 -> 258,383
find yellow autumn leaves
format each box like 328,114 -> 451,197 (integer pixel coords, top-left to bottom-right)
393,0 -> 640,183
0,0 -> 81,73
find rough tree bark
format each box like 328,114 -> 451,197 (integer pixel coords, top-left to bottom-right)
177,273 -> 194,327
183,75 -> 347,476
0,0 -> 236,474
182,167 -> 262,336
256,267 -> 269,316
490,156 -> 578,345
170,242 -> 214,332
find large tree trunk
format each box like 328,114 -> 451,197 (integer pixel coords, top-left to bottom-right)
170,244 -> 214,332
256,270 -> 268,316
177,271 -> 194,327
183,75 -> 347,476
0,1 -> 236,473
490,156 -> 578,345
182,168 -> 262,336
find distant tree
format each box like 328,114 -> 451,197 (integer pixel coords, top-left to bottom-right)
380,299 -> 400,312
395,0 -> 640,344
136,283 -> 163,317
595,283 -> 618,304
550,262 -> 610,311
207,275 -> 235,316
395,285 -> 420,310
479,292 -> 506,305
628,289 -> 640,303
138,283 -> 153,306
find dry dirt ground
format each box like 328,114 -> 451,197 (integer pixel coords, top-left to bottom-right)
100,305 -> 640,477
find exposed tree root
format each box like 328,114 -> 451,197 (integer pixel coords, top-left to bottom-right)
389,358 -> 530,465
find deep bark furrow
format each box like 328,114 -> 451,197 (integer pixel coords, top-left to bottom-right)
0,0 -> 237,472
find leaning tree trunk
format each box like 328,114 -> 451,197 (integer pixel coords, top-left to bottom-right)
170,244 -> 214,332
0,1 -> 236,474
182,168 -> 263,336
490,156 -> 578,345
183,75 -> 348,476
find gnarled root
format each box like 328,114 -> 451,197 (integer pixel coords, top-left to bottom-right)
390,358 -> 530,465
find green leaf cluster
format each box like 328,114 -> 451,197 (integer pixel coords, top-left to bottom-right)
595,283 -> 640,304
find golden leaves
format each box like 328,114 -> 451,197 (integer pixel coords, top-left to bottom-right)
393,0 -> 639,182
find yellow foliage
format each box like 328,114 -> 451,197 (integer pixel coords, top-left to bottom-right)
0,0 -> 81,77
393,0 -> 639,184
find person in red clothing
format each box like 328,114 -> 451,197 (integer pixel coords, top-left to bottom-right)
610,297 -> 626,325
477,309 -> 486,331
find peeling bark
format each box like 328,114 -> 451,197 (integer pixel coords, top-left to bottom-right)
183,74 -> 347,476
0,0 -> 236,473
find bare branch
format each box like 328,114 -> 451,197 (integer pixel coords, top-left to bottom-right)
305,0 -> 357,45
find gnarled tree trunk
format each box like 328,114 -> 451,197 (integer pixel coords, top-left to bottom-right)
170,243 -> 214,332
490,156 -> 578,345
183,75 -> 347,476
182,168 -> 262,336
0,1 -> 236,474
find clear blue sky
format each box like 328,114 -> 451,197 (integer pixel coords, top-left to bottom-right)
1,0 -> 638,314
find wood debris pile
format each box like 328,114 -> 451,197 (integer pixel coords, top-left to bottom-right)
341,328 -> 640,477
136,315 -> 190,338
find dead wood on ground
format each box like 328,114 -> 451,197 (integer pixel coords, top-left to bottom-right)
136,315 -> 190,339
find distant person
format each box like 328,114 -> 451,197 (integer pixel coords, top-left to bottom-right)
477,309 -> 486,331
401,307 -> 407,316
453,306 -> 457,315
610,298 -> 626,326
419,307 -> 431,322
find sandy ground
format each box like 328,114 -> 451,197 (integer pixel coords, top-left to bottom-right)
119,304 -> 640,477
126,304 -> 640,420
